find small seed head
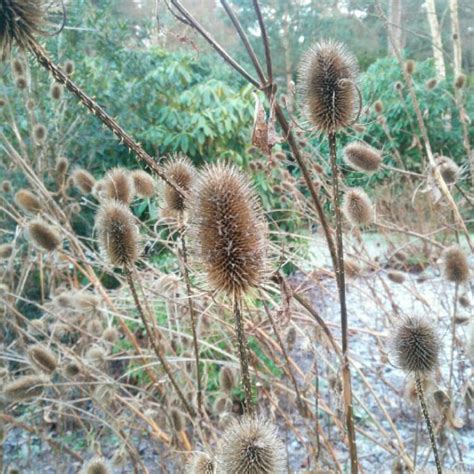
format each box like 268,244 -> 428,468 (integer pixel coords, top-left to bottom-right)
3,374 -> 49,401
15,189 -> 42,213
50,83 -> 62,100
131,170 -> 155,198
64,60 -> 74,76
425,78 -> 437,90
0,243 -> 13,258
454,74 -> 466,89
442,246 -> 469,283
28,219 -> 61,252
219,366 -> 235,394
343,142 -> 381,173
342,188 -> 374,226
104,167 -> 135,205
55,156 -> 69,176
1,180 -> 11,192
188,453 -> 216,474
27,344 -> 58,373
162,154 -> 195,216
33,123 -> 47,144
72,168 -> 96,194
15,76 -> 27,89
405,60 -> 416,75
387,270 -> 405,284
373,100 -> 383,114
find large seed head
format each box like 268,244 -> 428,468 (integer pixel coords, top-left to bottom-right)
27,344 -> 58,373
103,167 -> 134,205
343,142 -> 381,173
95,201 -> 139,267
131,170 -> 155,198
442,245 -> 470,284
28,218 -> 61,251
298,40 -> 358,133
342,188 -> 374,226
393,315 -> 440,374
14,189 -> 42,213
218,416 -> 286,473
3,374 -> 49,401
162,154 -> 195,216
72,168 -> 96,194
191,163 -> 268,296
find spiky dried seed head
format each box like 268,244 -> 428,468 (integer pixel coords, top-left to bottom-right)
170,407 -> 185,432
15,76 -> 27,89
0,0 -> 49,57
218,415 -> 286,473
434,156 -> 459,185
374,100 -> 383,114
80,457 -> 112,474
102,327 -> 119,344
393,315 -> 440,374
454,74 -> 466,89
425,78 -> 437,90
64,361 -> 80,378
28,219 -> 61,252
131,170 -> 155,198
95,200 -> 139,267
1,179 -> 11,192
50,82 -> 62,100
3,374 -> 49,401
64,60 -> 74,75
191,162 -> 268,295
219,366 -> 235,394
73,292 -> 100,314
342,188 -> 374,226
26,98 -> 34,109
188,453 -> 216,474
72,168 -> 96,194
55,156 -> 69,176
442,246 -> 470,283
12,57 -> 24,76
459,295 -> 470,308
343,142 -> 381,173
33,123 -> 47,144
27,344 -> 58,373
387,270 -> 405,284
405,60 -> 416,75
162,154 -> 195,216
86,319 -> 103,336
394,81 -> 403,91
85,345 -> 107,366
103,167 -> 135,205
0,243 -> 13,258
14,188 -> 42,212
298,40 -> 358,133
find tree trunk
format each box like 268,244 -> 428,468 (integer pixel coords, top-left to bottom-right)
425,0 -> 446,79
388,0 -> 403,55
449,0 -> 462,78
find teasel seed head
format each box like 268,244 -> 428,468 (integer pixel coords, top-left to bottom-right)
405,60 -> 416,75
170,407 -> 185,432
12,57 -> 24,76
344,257 -> 361,279
55,156 -> 69,176
373,100 -> 383,114
188,453 -> 216,474
425,78 -> 437,90
64,361 -> 80,378
102,327 -> 119,344
85,345 -> 107,366
95,200 -> 139,267
342,188 -> 374,226
387,270 -> 405,284
73,292 -> 100,314
26,98 -> 34,109
218,415 -> 286,473
64,60 -> 74,76
454,74 -> 466,89
33,124 -> 48,146
15,189 -> 42,213
0,243 -> 13,258
28,218 -> 61,252
459,295 -> 470,308
162,154 -> 195,216
393,315 -> 440,374
15,76 -> 27,89
343,142 -> 381,173
80,457 -> 112,474
191,162 -> 268,296
27,344 -> 58,373
131,169 -> 155,198
434,156 -> 459,185
442,245 -> 470,283
2,179 -> 11,192
103,167 -> 135,205
219,366 -> 235,394
298,40 -> 358,133
72,168 -> 96,194
394,81 -> 403,91
50,82 -> 62,100
86,319 -> 103,337
3,374 -> 49,401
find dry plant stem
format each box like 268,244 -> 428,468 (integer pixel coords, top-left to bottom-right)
328,132 -> 359,473
26,40 -> 184,197
124,266 -> 196,419
415,374 -> 442,474
178,226 -> 203,415
447,283 -> 459,398
233,294 -> 254,415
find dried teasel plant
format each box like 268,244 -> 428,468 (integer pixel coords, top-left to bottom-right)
103,167 -> 135,205
343,142 -> 382,173
27,218 -> 61,252
442,245 -> 470,284
14,188 -> 42,213
188,452 -> 216,474
72,168 -> 96,194
131,169 -> 155,199
342,188 -> 374,226
80,457 -> 112,474
3,374 -> 49,401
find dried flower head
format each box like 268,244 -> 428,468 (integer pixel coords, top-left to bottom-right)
3,374 -> 49,401
298,40 -> 358,133
33,123 -> 47,144
64,361 -> 80,378
15,75 -> 27,89
64,60 -> 74,75
218,416 -> 286,473
28,218 -> 61,251
454,74 -> 466,89
219,366 -> 235,394
373,100 -> 383,114
188,453 -> 216,474
405,60 -> 416,75
425,78 -> 437,90
191,163 -> 268,295
162,154 -> 195,216
342,188 -> 374,226
131,169 -> 155,198
394,81 -> 403,91
387,270 -> 405,284
102,327 -> 119,344
1,179 -> 11,192
343,142 -> 381,173
50,82 -> 62,100
12,57 -> 24,76
55,156 -> 69,176
95,200 -> 139,267
15,188 -> 42,213
394,315 -> 440,374
72,168 -> 96,194
104,167 -> 134,205
27,344 -> 58,373
73,292 -> 100,314
442,246 -> 470,284
434,156 -> 459,185
0,243 -> 13,258
80,457 -> 112,474
85,345 -> 107,366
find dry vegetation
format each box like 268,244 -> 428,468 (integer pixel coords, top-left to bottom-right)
0,1 -> 472,473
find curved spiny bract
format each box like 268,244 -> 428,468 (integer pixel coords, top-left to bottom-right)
191,162 -> 268,296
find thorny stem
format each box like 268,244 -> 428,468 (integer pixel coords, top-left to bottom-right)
178,226 -> 203,415
415,374 -> 443,474
233,294 -> 254,415
124,266 -> 196,419
328,132 -> 359,473
26,39 -> 186,198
